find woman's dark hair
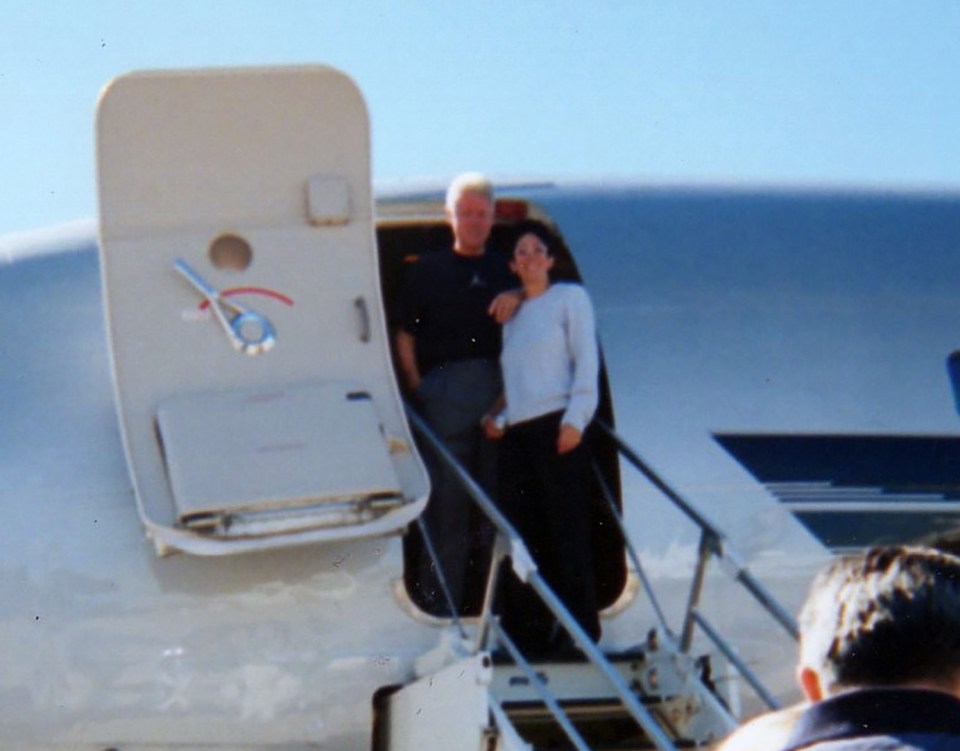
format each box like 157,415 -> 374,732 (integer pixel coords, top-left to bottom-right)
510,219 -> 555,257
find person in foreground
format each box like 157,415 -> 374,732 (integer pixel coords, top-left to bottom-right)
772,545 -> 960,751
484,222 -> 601,655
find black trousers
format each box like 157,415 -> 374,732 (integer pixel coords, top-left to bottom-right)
495,411 -> 600,653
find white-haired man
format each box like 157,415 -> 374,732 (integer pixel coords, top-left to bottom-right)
396,173 -> 519,616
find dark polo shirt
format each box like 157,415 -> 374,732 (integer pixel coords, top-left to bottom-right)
399,248 -> 514,376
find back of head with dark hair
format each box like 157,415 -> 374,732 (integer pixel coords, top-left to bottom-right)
798,545 -> 960,694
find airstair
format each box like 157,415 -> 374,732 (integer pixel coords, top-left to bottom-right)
376,408 -> 800,751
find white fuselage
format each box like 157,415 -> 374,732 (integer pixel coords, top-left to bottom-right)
6,180 -> 959,747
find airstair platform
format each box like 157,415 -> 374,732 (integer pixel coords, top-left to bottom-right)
376,634 -> 734,751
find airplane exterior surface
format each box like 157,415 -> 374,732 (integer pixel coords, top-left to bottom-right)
523,183 -> 960,551
2,65 -> 957,748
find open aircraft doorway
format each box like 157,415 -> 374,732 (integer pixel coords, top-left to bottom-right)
375,201 -> 628,619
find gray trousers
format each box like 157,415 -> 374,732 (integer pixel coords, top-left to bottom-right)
414,359 -> 500,615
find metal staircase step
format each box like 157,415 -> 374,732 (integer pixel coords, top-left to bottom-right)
488,644 -> 732,751
501,696 -> 707,751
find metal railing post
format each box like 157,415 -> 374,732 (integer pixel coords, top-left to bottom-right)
474,533 -> 510,653
680,529 -> 713,653
414,516 -> 467,638
591,459 -> 672,637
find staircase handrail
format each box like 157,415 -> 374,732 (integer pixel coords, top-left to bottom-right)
595,419 -> 800,643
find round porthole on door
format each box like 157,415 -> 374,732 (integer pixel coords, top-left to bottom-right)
209,233 -> 253,271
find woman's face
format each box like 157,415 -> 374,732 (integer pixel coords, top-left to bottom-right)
510,232 -> 554,283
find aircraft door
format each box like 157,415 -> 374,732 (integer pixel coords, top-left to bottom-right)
97,66 -> 429,555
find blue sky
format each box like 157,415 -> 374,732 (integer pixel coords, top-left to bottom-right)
2,2 -> 959,236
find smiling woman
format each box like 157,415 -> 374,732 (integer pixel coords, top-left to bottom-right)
485,221 -> 603,653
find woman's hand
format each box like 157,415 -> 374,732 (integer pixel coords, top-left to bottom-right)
557,423 -> 582,454
482,414 -> 506,440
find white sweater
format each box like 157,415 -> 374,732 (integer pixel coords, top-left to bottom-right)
501,283 -> 599,431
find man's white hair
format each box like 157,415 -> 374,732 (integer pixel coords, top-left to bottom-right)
445,172 -> 494,212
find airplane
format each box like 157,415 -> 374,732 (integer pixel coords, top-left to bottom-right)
1,63 -> 956,750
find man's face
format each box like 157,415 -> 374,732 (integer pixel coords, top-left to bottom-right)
449,191 -> 494,255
